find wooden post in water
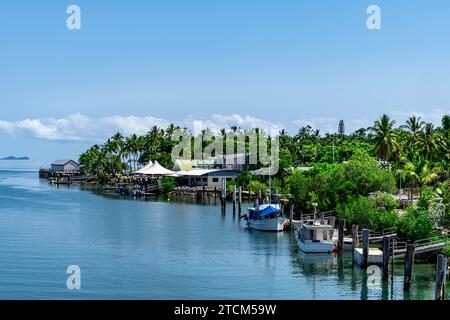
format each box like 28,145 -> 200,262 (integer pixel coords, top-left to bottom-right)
232,185 -> 237,214
382,236 -> 390,280
221,179 -> 226,211
435,254 -> 447,300
338,219 -> 346,251
238,186 -> 242,215
329,216 -> 336,229
289,204 -> 294,229
258,188 -> 262,204
391,238 -> 395,279
404,244 -> 416,290
362,229 -> 369,268
352,225 -> 359,260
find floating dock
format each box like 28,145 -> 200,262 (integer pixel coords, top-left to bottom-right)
353,248 -> 383,266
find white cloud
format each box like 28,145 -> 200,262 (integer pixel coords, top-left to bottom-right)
0,113 -> 170,141
0,113 -> 282,141
392,108 -> 450,126
2,109 -> 448,142
184,113 -> 283,135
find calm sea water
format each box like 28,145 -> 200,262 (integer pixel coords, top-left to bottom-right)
0,169 -> 447,300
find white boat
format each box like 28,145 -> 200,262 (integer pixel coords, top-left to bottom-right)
246,204 -> 287,232
296,220 -> 337,253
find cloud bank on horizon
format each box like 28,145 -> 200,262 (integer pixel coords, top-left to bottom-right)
0,109 -> 449,142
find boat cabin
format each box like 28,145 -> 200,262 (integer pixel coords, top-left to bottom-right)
298,221 -> 334,243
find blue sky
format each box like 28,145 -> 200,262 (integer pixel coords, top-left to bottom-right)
1,0 -> 450,167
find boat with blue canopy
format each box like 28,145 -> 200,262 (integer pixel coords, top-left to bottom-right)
246,203 -> 287,232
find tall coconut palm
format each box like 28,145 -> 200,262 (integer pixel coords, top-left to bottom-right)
420,123 -> 438,161
401,115 -> 424,148
370,114 -> 397,163
442,114 -> 450,134
402,155 -> 439,199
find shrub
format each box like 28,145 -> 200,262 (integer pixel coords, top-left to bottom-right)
442,245 -> 450,257
335,196 -> 376,229
396,206 -> 437,241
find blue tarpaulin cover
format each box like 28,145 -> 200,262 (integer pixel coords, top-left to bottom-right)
259,205 -> 279,216
249,205 -> 279,219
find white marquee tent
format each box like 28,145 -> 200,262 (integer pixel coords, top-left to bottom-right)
135,161 -> 174,176
135,161 -> 153,174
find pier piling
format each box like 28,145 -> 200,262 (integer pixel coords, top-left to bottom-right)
352,225 -> 359,260
232,185 -> 237,214
391,238 -> 395,280
382,236 -> 390,279
289,204 -> 294,229
221,179 -> 226,211
435,254 -> 447,300
362,229 -> 369,268
238,186 -> 242,215
404,244 -> 416,290
338,219 -> 346,251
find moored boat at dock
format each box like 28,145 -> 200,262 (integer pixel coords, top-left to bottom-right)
296,220 -> 337,253
246,204 -> 287,232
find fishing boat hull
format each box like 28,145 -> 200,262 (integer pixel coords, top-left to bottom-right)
296,228 -> 336,253
248,217 -> 287,232
296,239 -> 335,253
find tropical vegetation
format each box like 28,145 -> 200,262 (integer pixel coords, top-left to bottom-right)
78,114 -> 450,239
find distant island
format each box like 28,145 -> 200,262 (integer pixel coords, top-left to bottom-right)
0,156 -> 30,161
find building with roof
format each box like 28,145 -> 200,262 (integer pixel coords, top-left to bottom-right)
176,169 -> 240,187
50,160 -> 79,173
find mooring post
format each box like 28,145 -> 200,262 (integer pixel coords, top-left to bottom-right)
289,204 -> 294,229
382,236 -> 390,280
258,188 -> 262,204
338,219 -> 346,251
391,238 -> 395,280
352,225 -> 359,260
221,179 -> 226,211
435,254 -> 447,300
329,216 -> 336,229
232,185 -> 237,214
238,186 -> 242,215
404,244 -> 416,290
362,229 -> 369,268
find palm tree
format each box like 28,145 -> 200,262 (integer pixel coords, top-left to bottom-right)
370,114 -> 397,163
402,155 -> 439,199
401,116 -> 424,148
420,123 -> 438,160
125,134 -> 142,171
442,115 -> 450,134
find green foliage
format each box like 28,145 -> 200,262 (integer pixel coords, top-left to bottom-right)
248,180 -> 267,193
286,154 -> 396,214
235,172 -> 254,188
442,245 -> 450,256
335,195 -> 399,230
373,192 -> 399,211
436,182 -> 450,227
161,176 -> 175,192
417,187 -> 436,211
336,196 -> 377,229
396,206 -> 437,241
